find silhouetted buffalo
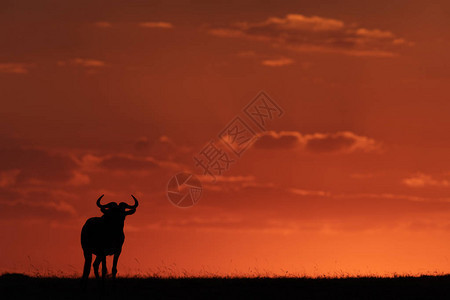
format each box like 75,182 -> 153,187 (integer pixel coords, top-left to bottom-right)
81,194 -> 138,284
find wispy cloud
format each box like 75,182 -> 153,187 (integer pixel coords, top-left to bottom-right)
0,170 -> 21,187
0,189 -> 77,220
0,147 -> 78,184
403,173 -> 449,188
94,21 -> 113,28
261,57 -> 294,67
139,21 -> 174,29
0,63 -> 33,74
58,58 -> 106,68
288,188 -> 331,197
209,13 -> 412,57
254,131 -> 382,153
99,155 -> 159,171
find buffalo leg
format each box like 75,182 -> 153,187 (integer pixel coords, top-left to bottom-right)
93,256 -> 102,279
101,256 -> 107,279
112,250 -> 121,279
81,251 -> 92,288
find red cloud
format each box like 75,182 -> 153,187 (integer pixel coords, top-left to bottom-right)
402,173 -> 449,188
0,188 -> 77,220
100,155 -> 159,171
253,131 -> 301,149
254,131 -> 381,153
57,58 -> 105,68
139,22 -> 173,29
209,13 -> 412,57
0,147 -> 78,184
261,57 -> 294,67
0,63 -> 33,74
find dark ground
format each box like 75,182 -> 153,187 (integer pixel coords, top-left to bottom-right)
2,273 -> 450,299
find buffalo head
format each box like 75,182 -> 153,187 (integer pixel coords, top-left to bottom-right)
96,194 -> 139,221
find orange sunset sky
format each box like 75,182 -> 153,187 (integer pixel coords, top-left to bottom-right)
1,0 -> 450,277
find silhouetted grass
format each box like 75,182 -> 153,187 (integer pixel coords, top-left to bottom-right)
2,273 -> 450,299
